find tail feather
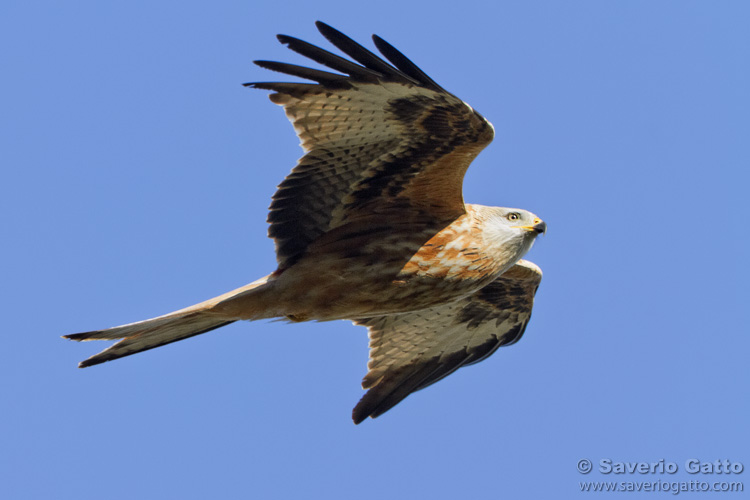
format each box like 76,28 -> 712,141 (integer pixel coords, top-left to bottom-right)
64,313 -> 235,368
65,274 -> 274,368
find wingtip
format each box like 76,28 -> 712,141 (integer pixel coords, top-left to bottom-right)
314,21 -> 341,40
242,80 -> 273,89
242,82 -> 258,88
351,409 -> 367,425
370,34 -> 396,58
352,398 -> 381,425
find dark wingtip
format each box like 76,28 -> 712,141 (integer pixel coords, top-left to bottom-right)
314,20 -> 332,32
371,33 -> 445,92
314,21 -> 354,48
352,407 -> 368,425
276,34 -> 293,46
242,81 -> 272,89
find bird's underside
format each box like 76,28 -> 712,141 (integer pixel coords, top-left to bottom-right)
64,22 -> 544,424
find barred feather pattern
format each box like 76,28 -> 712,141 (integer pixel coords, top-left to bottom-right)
248,25 -> 494,269
351,260 -> 542,423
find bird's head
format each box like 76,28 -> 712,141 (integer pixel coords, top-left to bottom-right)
480,206 -> 546,262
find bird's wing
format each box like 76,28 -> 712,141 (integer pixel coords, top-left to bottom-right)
351,260 -> 542,424
246,22 -> 495,269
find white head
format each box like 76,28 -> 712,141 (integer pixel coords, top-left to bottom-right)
479,206 -> 546,267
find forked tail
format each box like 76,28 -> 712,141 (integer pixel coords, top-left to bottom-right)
64,274 -> 273,368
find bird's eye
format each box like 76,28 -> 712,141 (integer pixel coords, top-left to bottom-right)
507,212 -> 520,221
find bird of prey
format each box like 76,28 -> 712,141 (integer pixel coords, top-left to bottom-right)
65,22 -> 546,424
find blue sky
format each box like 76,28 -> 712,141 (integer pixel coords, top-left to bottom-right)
2,1 -> 748,498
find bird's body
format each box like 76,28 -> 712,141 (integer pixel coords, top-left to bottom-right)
65,22 -> 546,423
214,204 -> 534,322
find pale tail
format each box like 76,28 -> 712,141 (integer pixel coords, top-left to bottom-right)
64,274 -> 273,368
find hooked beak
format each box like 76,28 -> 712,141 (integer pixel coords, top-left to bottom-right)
517,217 -> 547,235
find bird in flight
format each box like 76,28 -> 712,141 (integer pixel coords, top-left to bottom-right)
65,22 -> 547,424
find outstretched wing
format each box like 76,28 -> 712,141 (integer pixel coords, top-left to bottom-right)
246,22 -> 495,269
351,260 -> 542,424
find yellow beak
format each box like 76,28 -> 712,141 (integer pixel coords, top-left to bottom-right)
516,217 -> 547,234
